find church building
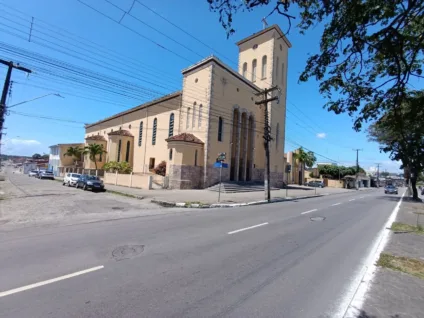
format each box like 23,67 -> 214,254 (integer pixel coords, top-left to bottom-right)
84,25 -> 291,189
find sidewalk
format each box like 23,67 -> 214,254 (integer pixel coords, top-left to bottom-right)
77,178 -> 374,207
354,195 -> 424,317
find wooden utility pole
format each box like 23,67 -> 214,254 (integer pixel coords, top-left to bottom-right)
375,163 -> 381,187
0,59 -> 32,140
256,86 -> 279,202
353,148 -> 363,189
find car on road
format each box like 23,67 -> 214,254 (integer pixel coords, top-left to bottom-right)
28,170 -> 39,177
384,184 -> 398,194
76,175 -> 105,192
63,173 -> 81,187
307,180 -> 325,188
37,170 -> 55,180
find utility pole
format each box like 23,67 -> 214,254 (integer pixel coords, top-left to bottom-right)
353,149 -> 363,190
0,59 -> 32,140
375,163 -> 381,187
256,86 -> 279,202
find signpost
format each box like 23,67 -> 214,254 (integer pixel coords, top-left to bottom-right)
285,163 -> 291,198
214,153 -> 227,202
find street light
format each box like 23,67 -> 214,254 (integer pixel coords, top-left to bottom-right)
6,93 -> 63,109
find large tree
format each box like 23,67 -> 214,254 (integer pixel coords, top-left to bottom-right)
207,0 -> 424,130
368,91 -> 424,200
84,144 -> 107,170
64,146 -> 84,166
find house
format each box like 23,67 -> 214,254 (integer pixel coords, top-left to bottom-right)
84,25 -> 291,189
22,159 -> 49,174
48,143 -> 85,176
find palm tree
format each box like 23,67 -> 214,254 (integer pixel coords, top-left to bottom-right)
64,146 -> 84,166
84,144 -> 107,170
292,147 -> 317,184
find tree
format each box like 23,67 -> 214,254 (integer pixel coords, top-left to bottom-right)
380,171 -> 390,178
32,153 -> 42,159
368,91 -> 424,200
64,146 -> 84,166
41,154 -> 49,160
84,144 -> 107,170
103,161 -> 132,174
207,0 -> 424,131
292,147 -> 316,169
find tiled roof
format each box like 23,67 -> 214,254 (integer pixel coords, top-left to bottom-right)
108,130 -> 133,137
166,133 -> 204,145
85,135 -> 106,141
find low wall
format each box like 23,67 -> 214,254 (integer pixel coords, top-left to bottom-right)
104,172 -> 151,189
326,179 -> 344,188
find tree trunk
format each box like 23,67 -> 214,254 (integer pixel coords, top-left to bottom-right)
94,159 -> 98,170
411,175 -> 418,200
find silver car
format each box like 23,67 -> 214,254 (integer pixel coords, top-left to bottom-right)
38,170 -> 55,180
28,170 -> 39,177
63,173 -> 81,187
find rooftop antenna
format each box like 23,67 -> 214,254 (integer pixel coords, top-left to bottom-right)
262,17 -> 268,29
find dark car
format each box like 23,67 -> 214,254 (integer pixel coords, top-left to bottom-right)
76,175 -> 105,192
384,185 -> 398,194
307,180 -> 325,188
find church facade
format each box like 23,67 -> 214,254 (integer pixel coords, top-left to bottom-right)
84,25 -> 291,189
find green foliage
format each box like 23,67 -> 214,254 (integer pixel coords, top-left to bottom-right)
292,147 -> 316,168
103,161 -> 132,174
84,144 -> 107,170
318,164 -> 365,179
380,171 -> 390,178
154,161 -> 167,176
64,146 -> 84,165
32,153 -> 42,159
207,0 -> 424,131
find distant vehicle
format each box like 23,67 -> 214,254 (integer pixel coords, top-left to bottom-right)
63,173 -> 81,187
384,185 -> 398,195
307,180 -> 325,188
28,170 -> 39,177
37,170 -> 55,180
76,175 -> 104,192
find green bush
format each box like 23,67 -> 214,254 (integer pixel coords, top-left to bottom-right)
103,161 -> 132,174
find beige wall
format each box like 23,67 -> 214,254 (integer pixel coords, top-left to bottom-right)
58,143 -> 84,167
85,94 -> 181,173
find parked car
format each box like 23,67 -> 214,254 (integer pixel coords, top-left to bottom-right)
76,175 -> 105,192
28,170 -> 39,177
384,184 -> 398,194
37,170 -> 55,180
63,173 -> 81,187
307,181 -> 325,188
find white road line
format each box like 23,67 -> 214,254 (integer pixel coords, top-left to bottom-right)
359,196 -> 365,199
228,222 -> 269,235
338,191 -> 406,318
349,199 -> 356,201
0,266 -> 104,298
331,203 -> 341,206
301,209 -> 317,215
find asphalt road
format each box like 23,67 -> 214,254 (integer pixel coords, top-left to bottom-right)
0,176 -> 404,318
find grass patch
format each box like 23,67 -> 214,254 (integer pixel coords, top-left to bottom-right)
377,253 -> 424,280
391,222 -> 424,234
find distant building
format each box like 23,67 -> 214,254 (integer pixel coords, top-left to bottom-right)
49,143 -> 85,176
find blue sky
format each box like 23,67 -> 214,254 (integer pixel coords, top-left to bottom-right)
0,0 -> 406,172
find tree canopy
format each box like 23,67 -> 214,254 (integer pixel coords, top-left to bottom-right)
292,147 -> 316,168
32,153 -> 42,159
318,164 -> 365,179
207,0 -> 424,130
84,144 -> 107,170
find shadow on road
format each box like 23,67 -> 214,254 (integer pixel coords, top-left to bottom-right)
376,195 -> 424,204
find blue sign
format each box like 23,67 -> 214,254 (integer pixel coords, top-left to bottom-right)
214,162 -> 228,168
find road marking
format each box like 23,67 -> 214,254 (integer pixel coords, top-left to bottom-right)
228,222 -> 269,235
331,203 -> 341,206
301,209 -> 317,215
359,196 -> 365,199
338,191 -> 406,318
0,266 -> 104,298
349,199 -> 356,201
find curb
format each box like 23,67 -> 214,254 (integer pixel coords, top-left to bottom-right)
106,190 -> 144,200
151,194 -> 324,209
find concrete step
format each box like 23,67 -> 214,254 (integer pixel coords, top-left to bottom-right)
208,182 -> 280,193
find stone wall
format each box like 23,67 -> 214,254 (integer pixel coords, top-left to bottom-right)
169,164 -> 204,189
204,164 -> 231,188
270,172 -> 284,188
252,168 -> 265,182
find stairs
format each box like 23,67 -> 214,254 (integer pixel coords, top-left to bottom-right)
207,181 -> 280,193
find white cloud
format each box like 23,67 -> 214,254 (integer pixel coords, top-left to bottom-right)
2,138 -> 45,156
8,139 -> 41,145
316,133 -> 326,139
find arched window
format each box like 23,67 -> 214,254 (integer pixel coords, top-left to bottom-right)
261,55 -> 267,79
152,118 -> 157,145
276,123 -> 280,150
275,57 -> 279,79
169,148 -> 173,160
198,104 -> 203,127
125,140 -> 130,162
252,59 -> 257,82
192,103 -> 196,128
138,121 -> 143,147
282,63 -> 285,86
242,62 -> 247,78
218,117 -> 223,141
117,139 -> 122,162
169,113 -> 174,137
186,108 -> 191,129
99,152 -> 102,162
194,150 -> 198,166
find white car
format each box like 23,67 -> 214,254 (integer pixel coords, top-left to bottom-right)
63,173 -> 81,187
28,170 -> 39,177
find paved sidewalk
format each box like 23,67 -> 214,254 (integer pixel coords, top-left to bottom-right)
358,196 -> 424,318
